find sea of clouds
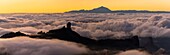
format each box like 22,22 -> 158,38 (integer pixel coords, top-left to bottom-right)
0,13 -> 170,38
0,36 -> 88,55
0,36 -> 153,55
0,13 -> 170,55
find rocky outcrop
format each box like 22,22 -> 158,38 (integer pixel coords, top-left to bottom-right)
1,31 -> 28,38
1,22 -> 140,50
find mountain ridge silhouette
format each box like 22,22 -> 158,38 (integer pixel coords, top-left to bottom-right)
1,22 -> 140,50
66,6 -> 170,13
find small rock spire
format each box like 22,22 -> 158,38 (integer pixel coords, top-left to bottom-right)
67,22 -> 72,30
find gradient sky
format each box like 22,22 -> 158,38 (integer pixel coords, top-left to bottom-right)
0,0 -> 170,13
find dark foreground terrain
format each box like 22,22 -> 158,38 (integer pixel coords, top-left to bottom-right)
1,22 -> 139,50
1,22 -> 164,54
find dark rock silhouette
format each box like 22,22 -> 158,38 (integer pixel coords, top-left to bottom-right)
139,37 -> 161,53
89,6 -> 112,13
94,35 -> 139,50
30,22 -> 96,45
67,22 -> 71,27
37,31 -> 46,34
67,6 -> 112,13
1,31 -> 28,38
1,22 -> 140,50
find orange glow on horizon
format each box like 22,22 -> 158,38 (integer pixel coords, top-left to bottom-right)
0,0 -> 170,13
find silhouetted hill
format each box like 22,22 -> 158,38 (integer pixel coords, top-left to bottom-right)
1,22 -> 140,50
1,31 -> 28,38
66,6 -> 112,13
66,6 -> 170,13
89,6 -> 112,13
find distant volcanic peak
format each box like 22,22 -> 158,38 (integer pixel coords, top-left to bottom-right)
67,6 -> 113,13
92,6 -> 112,12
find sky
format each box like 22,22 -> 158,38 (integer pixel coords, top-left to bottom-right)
0,0 -> 170,13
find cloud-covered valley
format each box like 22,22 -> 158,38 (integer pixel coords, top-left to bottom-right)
0,37 -> 88,55
0,13 -> 170,55
0,13 -> 170,38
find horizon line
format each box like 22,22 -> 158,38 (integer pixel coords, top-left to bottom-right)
1,10 -> 170,14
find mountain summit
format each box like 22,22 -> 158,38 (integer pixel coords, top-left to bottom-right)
90,6 -> 112,13
66,6 -> 112,13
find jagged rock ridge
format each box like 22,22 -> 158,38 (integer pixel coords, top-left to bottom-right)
1,22 -> 140,50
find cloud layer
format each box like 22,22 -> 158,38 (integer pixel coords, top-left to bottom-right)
116,50 -> 150,55
1,13 -> 170,38
1,13 -> 170,54
0,37 -> 88,55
